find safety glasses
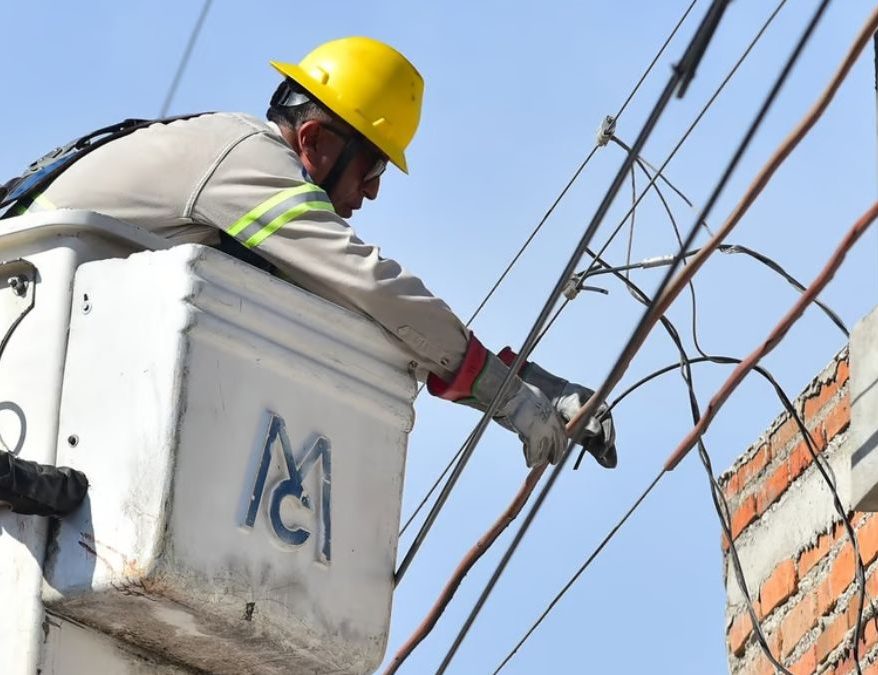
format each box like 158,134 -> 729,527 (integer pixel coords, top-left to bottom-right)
322,123 -> 387,183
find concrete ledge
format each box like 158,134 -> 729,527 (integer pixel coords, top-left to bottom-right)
850,306 -> 878,511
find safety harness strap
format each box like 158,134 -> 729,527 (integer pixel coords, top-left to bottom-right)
0,113 -> 211,214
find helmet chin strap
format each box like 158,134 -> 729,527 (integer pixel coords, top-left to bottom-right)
319,135 -> 363,196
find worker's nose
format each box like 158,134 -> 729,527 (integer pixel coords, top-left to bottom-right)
363,176 -> 381,201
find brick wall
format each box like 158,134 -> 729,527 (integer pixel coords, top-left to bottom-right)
720,350 -> 878,674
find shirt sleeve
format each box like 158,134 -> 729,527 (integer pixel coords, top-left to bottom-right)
190,128 -> 469,380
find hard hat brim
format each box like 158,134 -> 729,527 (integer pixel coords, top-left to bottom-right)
270,61 -> 409,174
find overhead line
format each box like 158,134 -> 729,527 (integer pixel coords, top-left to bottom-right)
433,0 -> 841,669
393,0 -> 717,587
159,0 -> 213,117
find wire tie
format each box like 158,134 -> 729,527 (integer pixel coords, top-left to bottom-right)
596,115 -> 617,147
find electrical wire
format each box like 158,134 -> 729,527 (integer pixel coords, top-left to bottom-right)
399,0 -> 782,542
625,166 -> 637,275
159,0 -> 213,117
718,244 -> 849,337
402,0 -> 701,494
574,0 -> 789,290
0,260 -> 37,365
393,0 -> 723,587
490,172 -> 865,674
454,0 -> 700,334
609,137 -> 849,338
565,0 -> 840,444
428,7 -> 878,662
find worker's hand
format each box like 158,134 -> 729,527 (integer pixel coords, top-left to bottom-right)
489,375 -> 569,467
427,336 -> 568,467
499,348 -> 618,469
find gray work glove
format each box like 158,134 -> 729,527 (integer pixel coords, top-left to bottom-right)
473,353 -> 569,467
428,337 -> 568,467
499,348 -> 617,468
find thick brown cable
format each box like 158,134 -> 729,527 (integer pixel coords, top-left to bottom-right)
386,7 -> 875,671
565,2 -> 878,438
383,463 -> 548,674
665,199 -> 878,469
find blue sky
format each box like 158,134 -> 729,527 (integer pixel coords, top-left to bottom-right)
3,1 -> 877,673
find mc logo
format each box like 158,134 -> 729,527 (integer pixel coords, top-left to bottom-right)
239,412 -> 332,563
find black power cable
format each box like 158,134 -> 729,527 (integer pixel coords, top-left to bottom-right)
395,1 -> 731,586
493,353 -> 867,674
400,0 -> 701,533
441,5 -> 835,649
437,235 -> 797,672
159,0 -> 213,117
454,0 -> 701,336
398,0 -> 788,546
611,137 -> 849,339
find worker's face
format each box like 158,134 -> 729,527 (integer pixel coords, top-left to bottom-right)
293,120 -> 385,219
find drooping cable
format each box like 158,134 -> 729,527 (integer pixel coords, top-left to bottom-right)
493,353 -> 863,673
718,244 -> 849,336
610,137 -> 849,338
565,0 -> 842,445
625,166 -> 637,274
573,0 -> 789,289
159,0 -> 213,117
428,6 -> 875,663
454,0 -> 699,334
393,0 -> 730,587
397,0 -> 781,542
451,253 -> 789,674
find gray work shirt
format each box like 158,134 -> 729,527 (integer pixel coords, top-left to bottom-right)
21,112 -> 469,379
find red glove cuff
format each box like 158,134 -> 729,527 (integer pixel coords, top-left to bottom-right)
498,346 -> 517,367
498,346 -> 529,376
427,335 -> 488,401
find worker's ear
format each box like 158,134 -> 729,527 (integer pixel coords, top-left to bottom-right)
292,120 -> 328,182
295,120 -> 322,156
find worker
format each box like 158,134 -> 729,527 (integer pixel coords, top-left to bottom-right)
1,36 -> 616,472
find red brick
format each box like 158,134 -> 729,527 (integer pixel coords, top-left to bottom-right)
740,446 -> 770,484
829,546 -> 857,599
781,593 -> 817,657
799,530 -> 834,577
753,651 -> 777,675
863,616 -> 878,648
760,560 -> 799,617
804,379 -> 840,420
833,655 -> 855,675
731,495 -> 758,540
836,359 -> 850,388
824,396 -> 851,441
728,611 -> 752,657
788,442 -> 813,482
867,570 -> 878,601
816,611 -> 851,664
770,417 -> 800,457
817,575 -> 838,617
857,515 -> 878,567
757,464 -> 791,515
723,471 -> 742,500
864,662 -> 878,675
790,645 -> 817,675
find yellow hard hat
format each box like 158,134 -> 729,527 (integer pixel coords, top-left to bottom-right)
271,37 -> 423,174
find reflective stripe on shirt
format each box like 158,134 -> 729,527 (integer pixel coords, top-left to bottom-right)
226,183 -> 334,249
10,193 -> 56,216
